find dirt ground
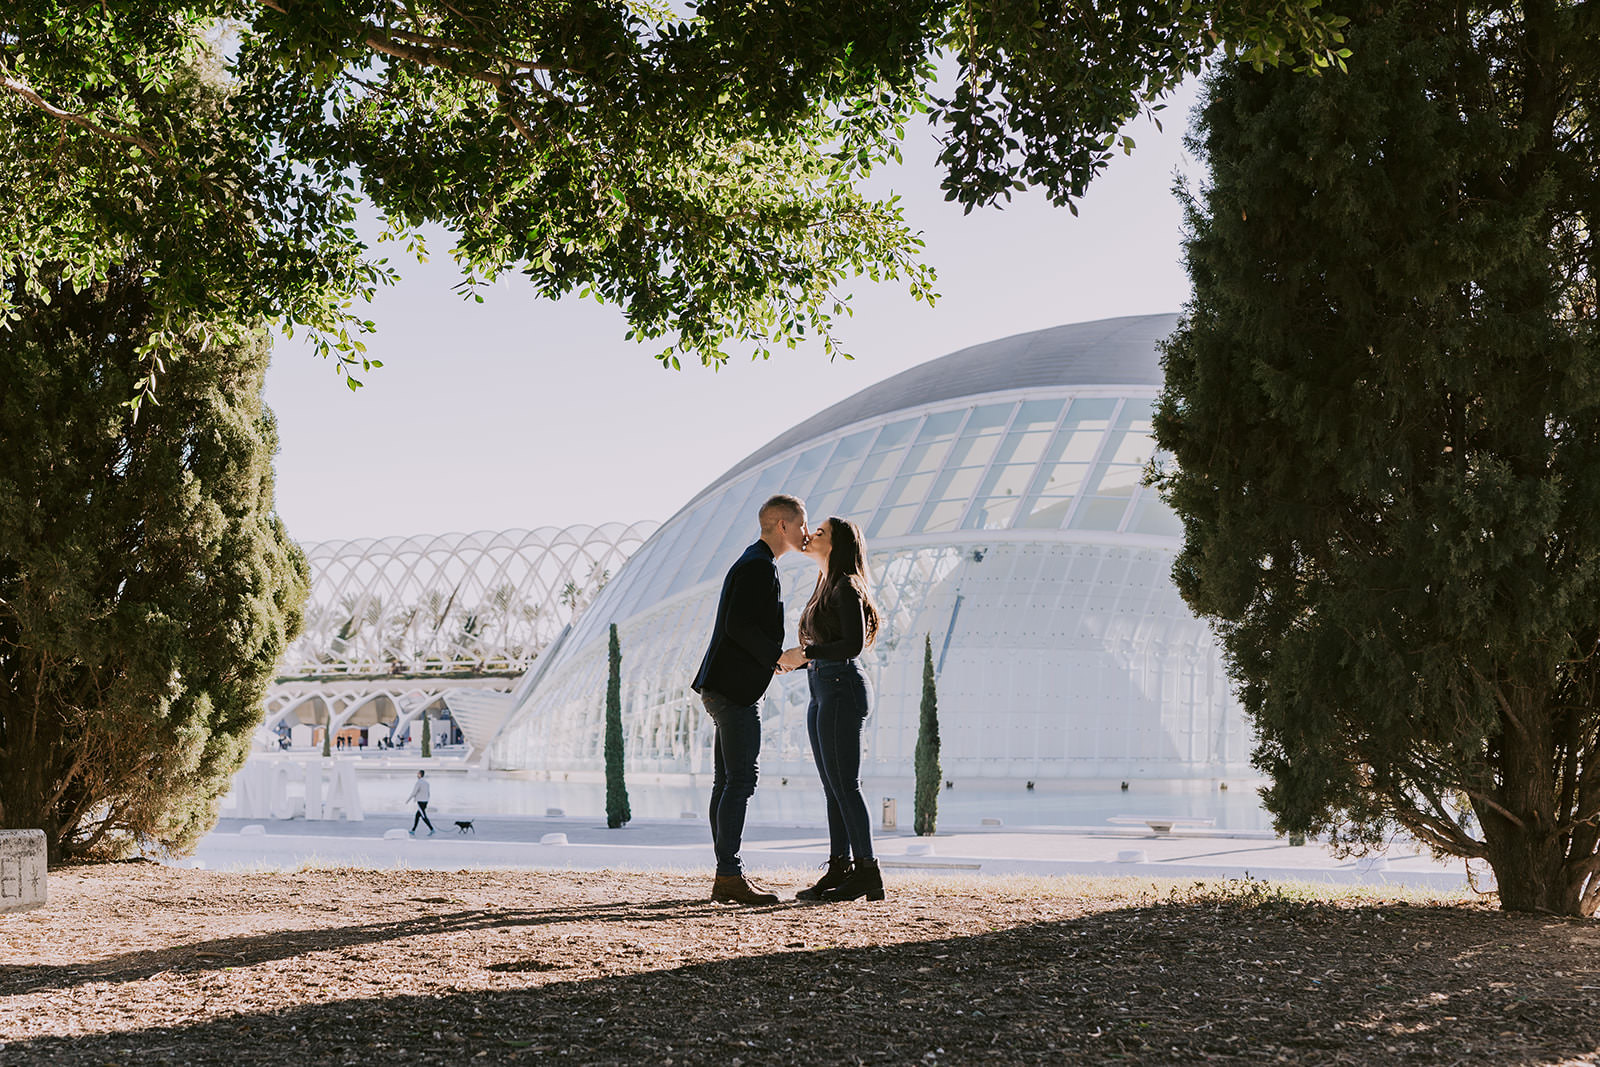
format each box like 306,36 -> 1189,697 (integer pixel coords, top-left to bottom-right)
2,864 -> 1599,1065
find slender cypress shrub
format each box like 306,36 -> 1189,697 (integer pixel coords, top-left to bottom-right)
914,634 -> 941,836
421,714 -> 432,758
605,623 -> 632,828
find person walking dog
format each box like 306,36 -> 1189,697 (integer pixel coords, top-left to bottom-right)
406,769 -> 435,836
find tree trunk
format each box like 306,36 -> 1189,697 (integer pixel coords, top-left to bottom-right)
1478,690 -> 1582,914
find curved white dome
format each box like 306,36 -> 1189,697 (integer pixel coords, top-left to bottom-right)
489,315 -> 1251,787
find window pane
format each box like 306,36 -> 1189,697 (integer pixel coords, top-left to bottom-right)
928,465 -> 982,502
900,437 -> 955,478
917,408 -> 967,440
809,429 -> 875,498
785,440 -> 837,488
870,503 -> 922,540
1020,497 -> 1073,530
809,488 -> 846,519
881,470 -> 937,510
947,433 -> 1001,469
1084,464 -> 1142,498
1120,398 -> 1155,430
994,428 -> 1054,467
840,478 -> 889,517
1034,461 -> 1090,498
871,418 -> 919,451
915,499 -> 970,533
1070,497 -> 1130,531
975,461 -> 1035,502
967,495 -> 1021,530
853,420 -> 917,483
1128,497 -> 1184,537
857,449 -> 904,484
1104,431 -> 1154,467
1013,398 -> 1064,431
965,403 -> 1015,434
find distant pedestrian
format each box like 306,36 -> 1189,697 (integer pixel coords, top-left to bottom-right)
406,770 -> 435,835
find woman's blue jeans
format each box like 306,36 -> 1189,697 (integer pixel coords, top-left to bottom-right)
807,659 -> 874,861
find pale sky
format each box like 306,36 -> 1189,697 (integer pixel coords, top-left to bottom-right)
263,80 -> 1203,543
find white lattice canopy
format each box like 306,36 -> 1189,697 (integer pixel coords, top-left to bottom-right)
281,524 -> 658,677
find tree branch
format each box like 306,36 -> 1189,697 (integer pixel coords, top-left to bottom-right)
0,74 -> 160,155
258,0 -> 577,91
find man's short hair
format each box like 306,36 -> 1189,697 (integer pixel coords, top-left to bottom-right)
758,493 -> 805,532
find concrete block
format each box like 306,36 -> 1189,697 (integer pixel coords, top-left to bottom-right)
906,840 -> 935,857
980,817 -> 1003,827
239,824 -> 266,836
545,807 -> 565,817
382,828 -> 410,840
1116,849 -> 1148,863
0,829 -> 47,914
540,833 -> 569,846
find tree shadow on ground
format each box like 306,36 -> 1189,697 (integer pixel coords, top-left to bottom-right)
7,893 -> 1600,1065
0,897 -> 759,995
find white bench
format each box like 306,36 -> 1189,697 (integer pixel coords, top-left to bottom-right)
1108,816 -> 1216,835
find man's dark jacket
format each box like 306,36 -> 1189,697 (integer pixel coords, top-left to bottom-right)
692,540 -> 784,706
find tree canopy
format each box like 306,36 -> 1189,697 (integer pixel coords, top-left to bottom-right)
1155,0 -> 1600,914
3,0 -> 1350,384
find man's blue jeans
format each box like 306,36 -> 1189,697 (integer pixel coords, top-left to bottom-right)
702,689 -> 762,877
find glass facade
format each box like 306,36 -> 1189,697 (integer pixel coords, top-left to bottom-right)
488,317 -> 1252,783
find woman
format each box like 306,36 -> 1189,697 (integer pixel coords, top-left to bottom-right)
787,516 -> 884,902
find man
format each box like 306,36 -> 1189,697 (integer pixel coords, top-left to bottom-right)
693,493 -> 809,904
406,769 -> 435,836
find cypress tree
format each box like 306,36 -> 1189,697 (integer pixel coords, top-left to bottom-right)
914,634 -> 941,836
421,713 -> 432,758
1155,0 -> 1600,915
322,717 -> 332,758
0,270 -> 308,862
605,624 -> 631,828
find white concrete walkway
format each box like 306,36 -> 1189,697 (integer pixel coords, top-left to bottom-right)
187,815 -> 1489,892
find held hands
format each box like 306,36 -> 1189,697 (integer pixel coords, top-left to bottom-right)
777,646 -> 809,672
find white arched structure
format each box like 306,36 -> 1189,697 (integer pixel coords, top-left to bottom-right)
258,523 -> 657,755
282,524 -> 658,676
488,316 -> 1253,785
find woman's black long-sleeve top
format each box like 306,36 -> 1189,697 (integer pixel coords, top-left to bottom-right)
801,583 -> 866,661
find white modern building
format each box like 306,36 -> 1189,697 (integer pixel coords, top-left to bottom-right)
488,315 -> 1253,786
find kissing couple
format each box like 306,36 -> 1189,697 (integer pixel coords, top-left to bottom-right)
691,493 -> 884,905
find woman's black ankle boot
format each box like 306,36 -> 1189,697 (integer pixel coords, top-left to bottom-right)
796,855 -> 853,901
821,857 -> 884,902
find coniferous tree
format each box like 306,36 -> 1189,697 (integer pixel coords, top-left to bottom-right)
1156,0 -> 1600,915
0,269 -> 307,862
421,713 -> 432,758
914,635 -> 942,836
605,624 -> 631,829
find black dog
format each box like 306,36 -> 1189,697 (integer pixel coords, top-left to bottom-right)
454,820 -> 475,834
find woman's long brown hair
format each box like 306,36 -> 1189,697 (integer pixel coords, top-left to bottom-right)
799,517 -> 881,650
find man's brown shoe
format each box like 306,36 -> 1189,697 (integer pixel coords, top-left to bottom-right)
711,874 -> 780,905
